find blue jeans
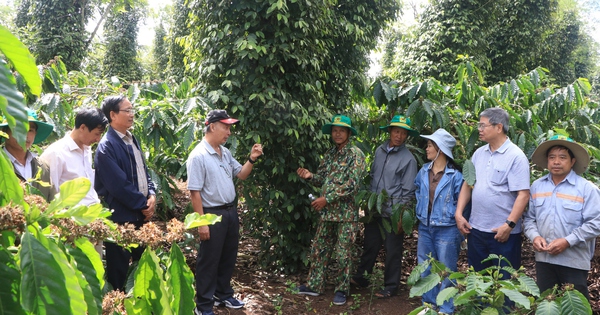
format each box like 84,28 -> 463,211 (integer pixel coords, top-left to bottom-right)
417,223 -> 463,314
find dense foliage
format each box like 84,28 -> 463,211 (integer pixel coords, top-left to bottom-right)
167,0 -> 190,80
102,3 -> 143,81
152,22 -> 169,80
389,0 -> 598,86
0,27 -> 221,315
15,0 -> 92,71
408,255 -> 592,314
184,0 -> 401,273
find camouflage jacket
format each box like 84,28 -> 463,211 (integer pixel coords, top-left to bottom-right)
311,143 -> 366,222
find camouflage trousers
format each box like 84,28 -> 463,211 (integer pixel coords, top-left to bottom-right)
307,220 -> 358,294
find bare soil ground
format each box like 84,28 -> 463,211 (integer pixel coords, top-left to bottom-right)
170,182 -> 600,315
189,228 -> 600,315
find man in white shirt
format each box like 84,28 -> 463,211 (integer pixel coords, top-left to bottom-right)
41,107 -> 108,205
1,109 -> 55,201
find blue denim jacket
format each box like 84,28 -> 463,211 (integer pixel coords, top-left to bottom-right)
414,162 -> 464,227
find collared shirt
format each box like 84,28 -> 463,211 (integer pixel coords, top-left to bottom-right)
4,147 -> 35,179
470,138 -> 530,233
114,129 -> 148,196
523,170 -> 600,270
186,139 -> 242,208
40,133 -> 99,206
311,143 -> 366,222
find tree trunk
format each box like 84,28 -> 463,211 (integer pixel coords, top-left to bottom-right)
85,0 -> 116,50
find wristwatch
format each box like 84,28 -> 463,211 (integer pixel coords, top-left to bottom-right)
505,220 -> 516,228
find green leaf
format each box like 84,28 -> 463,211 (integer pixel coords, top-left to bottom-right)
401,209 -> 414,234
559,290 -> 592,315
46,178 -> 92,213
536,299 -> 560,315
130,249 -> 174,315
436,286 -> 458,305
500,288 -> 529,309
0,25 -> 42,96
381,218 -> 391,233
367,192 -> 378,211
20,232 -> 87,315
409,273 -> 441,297
453,289 -> 478,305
0,60 -> 28,147
0,248 -> 25,315
69,251 -> 100,315
167,243 -> 195,315
53,203 -> 108,226
481,307 -> 500,315
407,260 -> 429,286
376,190 -> 387,212
463,160 -> 476,186
72,237 -> 105,292
0,151 -> 24,207
184,212 -> 222,229
517,275 -> 539,297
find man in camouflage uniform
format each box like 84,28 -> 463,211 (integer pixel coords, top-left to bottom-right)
296,114 -> 366,306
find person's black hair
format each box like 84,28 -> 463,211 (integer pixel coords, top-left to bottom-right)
429,140 -> 462,172
546,145 -> 575,159
101,95 -> 127,123
75,107 -> 108,131
480,107 -> 509,134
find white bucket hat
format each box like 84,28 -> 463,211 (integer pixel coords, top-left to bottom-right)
420,128 -> 456,160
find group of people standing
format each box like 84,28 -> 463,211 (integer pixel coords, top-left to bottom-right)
2,96 -> 156,292
3,102 -> 600,314
295,107 -> 600,314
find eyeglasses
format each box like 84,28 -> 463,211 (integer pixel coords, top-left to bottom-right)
477,123 -> 496,130
119,108 -> 136,115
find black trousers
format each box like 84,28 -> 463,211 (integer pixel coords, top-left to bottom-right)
195,206 -> 239,311
105,221 -> 145,291
354,217 -> 404,291
536,261 -> 590,301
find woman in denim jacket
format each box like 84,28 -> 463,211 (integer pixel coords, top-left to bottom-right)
414,128 -> 464,314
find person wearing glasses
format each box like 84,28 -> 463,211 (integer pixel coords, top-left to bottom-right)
41,107 -> 108,206
186,109 -> 263,315
455,107 -> 530,279
94,95 -> 157,291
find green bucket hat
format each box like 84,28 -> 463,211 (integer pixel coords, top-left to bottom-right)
322,114 -> 358,136
379,114 -> 419,137
0,109 -> 54,144
531,135 -> 589,175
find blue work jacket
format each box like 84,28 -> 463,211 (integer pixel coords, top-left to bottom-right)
414,162 -> 464,227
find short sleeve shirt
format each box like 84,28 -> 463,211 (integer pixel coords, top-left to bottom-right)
186,139 -> 242,207
470,138 -> 530,233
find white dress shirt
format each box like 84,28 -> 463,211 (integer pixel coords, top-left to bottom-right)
4,147 -> 35,179
40,133 -> 100,206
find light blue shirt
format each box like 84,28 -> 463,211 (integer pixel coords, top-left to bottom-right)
186,139 -> 242,207
469,138 -> 530,233
523,170 -> 600,270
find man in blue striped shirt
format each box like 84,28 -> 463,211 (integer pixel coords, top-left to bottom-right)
524,135 -> 600,300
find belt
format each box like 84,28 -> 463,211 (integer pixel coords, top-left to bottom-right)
203,201 -> 236,211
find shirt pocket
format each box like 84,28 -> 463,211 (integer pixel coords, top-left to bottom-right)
561,200 -> 583,228
490,168 -> 508,189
